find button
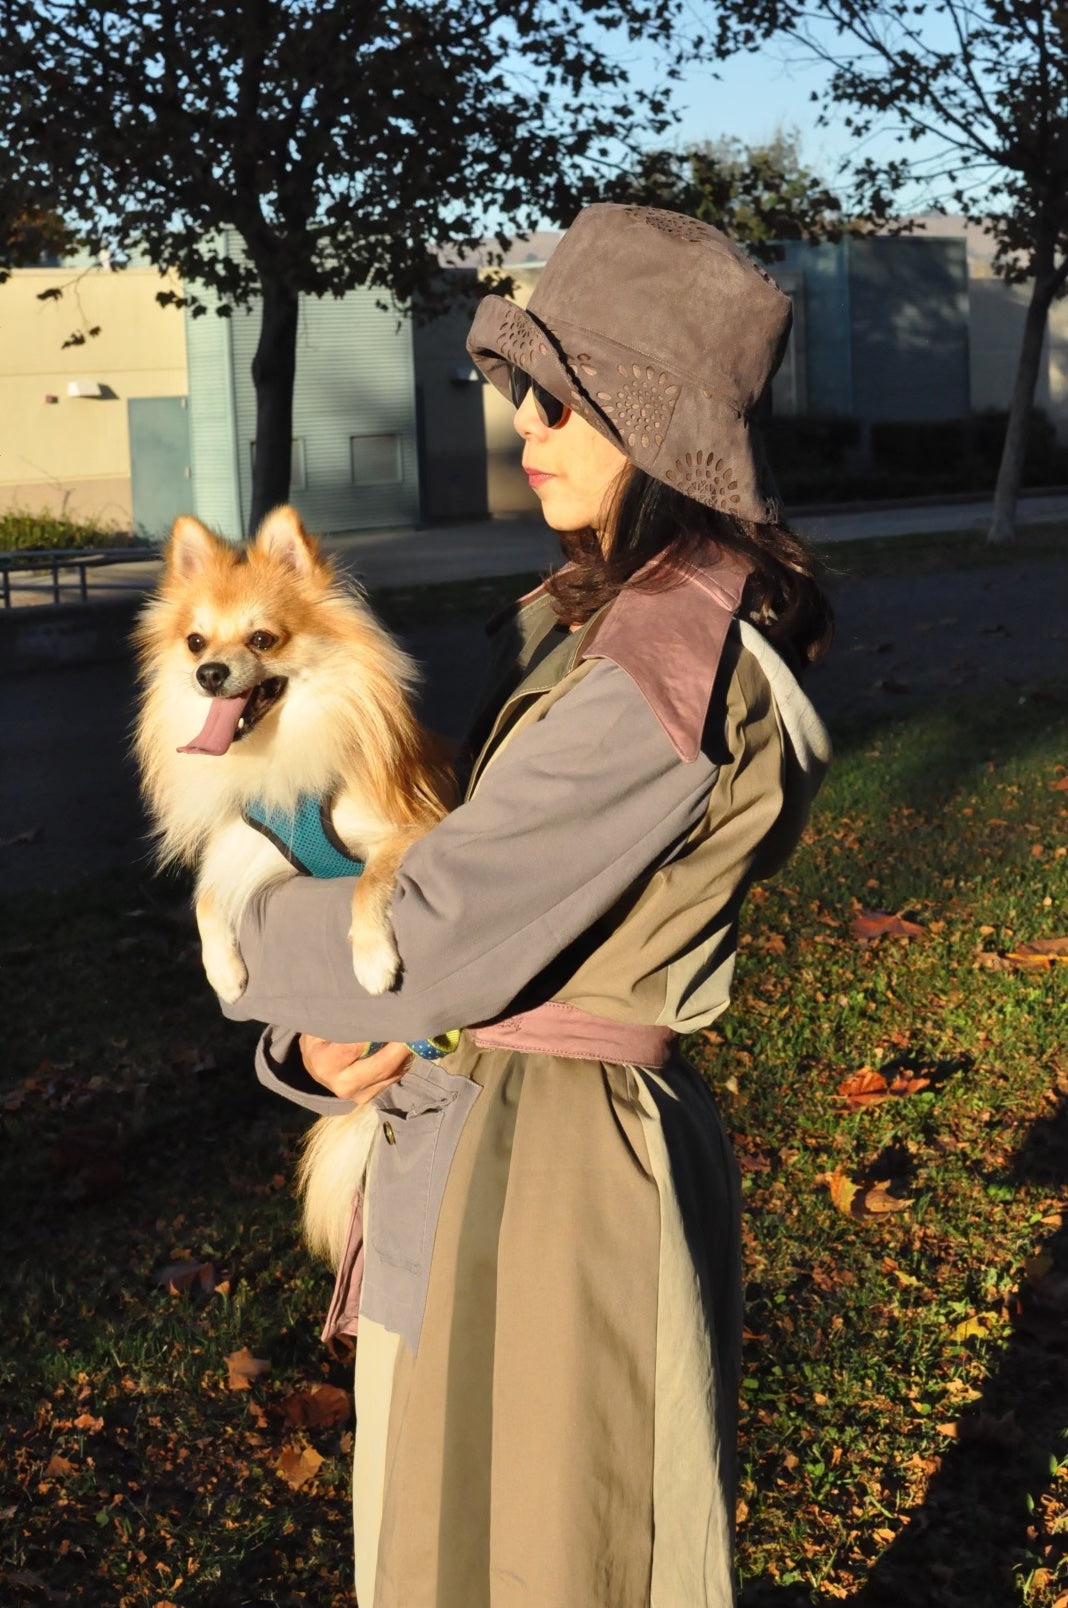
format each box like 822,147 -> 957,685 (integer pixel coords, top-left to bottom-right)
382,1121 -> 397,1146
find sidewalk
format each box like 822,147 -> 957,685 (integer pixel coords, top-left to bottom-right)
2,490 -> 1066,610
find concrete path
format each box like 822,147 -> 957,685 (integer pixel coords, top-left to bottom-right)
3,490 -> 1066,611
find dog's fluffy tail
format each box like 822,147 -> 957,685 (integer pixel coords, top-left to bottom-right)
298,1105 -> 378,1268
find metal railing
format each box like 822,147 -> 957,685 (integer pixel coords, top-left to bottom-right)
0,546 -> 160,608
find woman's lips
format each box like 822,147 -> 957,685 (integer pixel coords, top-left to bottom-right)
525,469 -> 554,488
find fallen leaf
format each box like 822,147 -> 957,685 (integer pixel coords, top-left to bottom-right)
226,1347 -> 270,1392
837,1067 -> 890,1106
861,1179 -> 915,1217
1005,936 -> 1068,970
1051,776 -> 1068,792
827,1168 -> 914,1222
72,1413 -> 104,1433
153,1259 -> 219,1296
275,1443 -> 324,1489
852,910 -> 925,944
949,1315 -> 990,1341
936,1421 -> 958,1437
281,1384 -> 351,1429
45,1455 -> 76,1477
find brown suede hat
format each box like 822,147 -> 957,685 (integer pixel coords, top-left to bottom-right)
466,202 -> 792,524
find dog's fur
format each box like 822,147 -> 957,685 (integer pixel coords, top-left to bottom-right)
134,506 -> 455,1263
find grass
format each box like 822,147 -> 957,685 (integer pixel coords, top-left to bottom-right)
2,680 -> 1067,1603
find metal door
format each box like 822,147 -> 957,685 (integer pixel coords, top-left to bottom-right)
128,396 -> 194,541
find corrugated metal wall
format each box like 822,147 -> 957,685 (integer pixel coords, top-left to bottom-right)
185,235 -> 419,539
184,287 -> 244,542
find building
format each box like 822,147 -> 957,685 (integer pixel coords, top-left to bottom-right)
2,220 -> 1065,538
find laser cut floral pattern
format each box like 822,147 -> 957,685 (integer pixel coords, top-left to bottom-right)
624,206 -> 709,245
494,306 -> 549,372
593,363 -> 679,450
663,449 -> 743,509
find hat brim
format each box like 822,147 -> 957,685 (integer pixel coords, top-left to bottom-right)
467,295 -> 624,452
466,293 -> 784,525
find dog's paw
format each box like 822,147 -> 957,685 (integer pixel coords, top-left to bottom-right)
204,948 -> 248,1004
349,928 -> 400,996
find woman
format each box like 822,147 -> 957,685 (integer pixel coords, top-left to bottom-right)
224,202 -> 832,1607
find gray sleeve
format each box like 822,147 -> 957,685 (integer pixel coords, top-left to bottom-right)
223,658 -> 718,1047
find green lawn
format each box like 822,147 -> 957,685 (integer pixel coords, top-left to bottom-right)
1,680 -> 1066,1606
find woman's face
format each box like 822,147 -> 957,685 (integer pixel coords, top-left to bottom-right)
513,385 -> 629,538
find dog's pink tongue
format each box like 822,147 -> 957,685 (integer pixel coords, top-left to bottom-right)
177,694 -> 251,756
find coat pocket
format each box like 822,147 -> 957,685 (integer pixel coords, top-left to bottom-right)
360,1062 -> 481,1353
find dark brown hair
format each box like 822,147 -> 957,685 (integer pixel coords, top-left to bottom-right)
543,467 -> 833,668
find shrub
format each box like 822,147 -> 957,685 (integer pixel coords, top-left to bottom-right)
0,508 -> 139,553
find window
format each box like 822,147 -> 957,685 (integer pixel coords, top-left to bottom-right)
350,433 -> 402,485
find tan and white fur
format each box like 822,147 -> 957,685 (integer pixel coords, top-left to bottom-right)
134,506 -> 455,1263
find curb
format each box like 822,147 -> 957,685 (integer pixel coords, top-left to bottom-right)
0,597 -> 140,673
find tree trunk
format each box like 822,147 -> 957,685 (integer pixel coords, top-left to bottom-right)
248,271 -> 299,536
987,269 -> 1056,544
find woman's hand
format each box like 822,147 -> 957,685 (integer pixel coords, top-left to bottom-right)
299,1036 -> 412,1104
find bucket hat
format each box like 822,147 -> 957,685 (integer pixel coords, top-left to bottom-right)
466,202 -> 792,524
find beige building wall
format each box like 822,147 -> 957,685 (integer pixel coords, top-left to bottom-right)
0,262 -> 187,526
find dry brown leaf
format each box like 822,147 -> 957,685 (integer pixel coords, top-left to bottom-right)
1007,936 -> 1068,969
276,1443 -> 324,1490
827,1168 -> 914,1222
838,1067 -> 931,1108
44,1455 -> 75,1478
1050,775 -> 1068,792
936,1421 -> 959,1437
837,1067 -> 890,1106
852,910 -> 925,944
154,1259 -> 218,1296
226,1347 -> 270,1392
72,1412 -> 103,1433
861,1179 -> 915,1217
281,1383 -> 351,1429
974,949 -> 1014,972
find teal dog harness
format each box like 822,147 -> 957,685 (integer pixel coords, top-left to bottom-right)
243,794 -> 455,1064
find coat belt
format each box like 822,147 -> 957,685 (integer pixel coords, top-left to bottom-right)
470,1001 -> 676,1067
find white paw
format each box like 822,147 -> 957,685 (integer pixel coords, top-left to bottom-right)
349,928 -> 400,995
203,946 -> 248,1004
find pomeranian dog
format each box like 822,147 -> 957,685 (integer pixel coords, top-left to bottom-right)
134,505 -> 455,1262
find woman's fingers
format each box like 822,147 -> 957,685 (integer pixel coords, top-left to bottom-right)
299,1034 -> 412,1103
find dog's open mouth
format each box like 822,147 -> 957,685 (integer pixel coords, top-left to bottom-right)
177,677 -> 288,756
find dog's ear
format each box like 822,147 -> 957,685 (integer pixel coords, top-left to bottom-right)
253,505 -> 319,576
166,516 -> 227,579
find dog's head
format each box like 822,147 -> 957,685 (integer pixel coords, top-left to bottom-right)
136,506 -> 344,757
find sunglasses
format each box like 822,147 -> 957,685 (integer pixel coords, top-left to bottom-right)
507,365 -> 569,428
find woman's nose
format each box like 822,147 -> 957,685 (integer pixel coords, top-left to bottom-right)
512,388 -> 545,440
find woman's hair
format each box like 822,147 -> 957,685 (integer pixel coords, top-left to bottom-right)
543,466 -> 834,668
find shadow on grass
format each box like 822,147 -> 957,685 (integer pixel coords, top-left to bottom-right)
739,1096 -> 1068,1608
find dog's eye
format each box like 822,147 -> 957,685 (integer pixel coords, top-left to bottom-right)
248,630 -> 278,652
186,633 -> 206,654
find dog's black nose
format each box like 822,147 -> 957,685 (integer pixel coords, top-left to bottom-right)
196,662 -> 231,693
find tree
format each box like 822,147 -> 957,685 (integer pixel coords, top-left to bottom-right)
707,0 -> 1068,543
605,130 -> 851,260
6,0 -> 685,533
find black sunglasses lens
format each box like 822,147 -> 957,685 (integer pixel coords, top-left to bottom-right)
534,383 -> 566,428
508,365 -> 565,427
